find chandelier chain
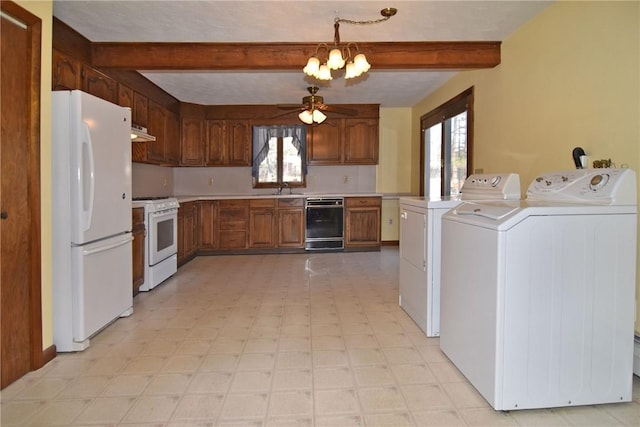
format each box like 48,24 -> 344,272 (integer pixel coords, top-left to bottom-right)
335,15 -> 392,26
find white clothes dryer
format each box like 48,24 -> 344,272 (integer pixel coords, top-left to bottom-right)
399,173 -> 521,337
440,168 -> 637,410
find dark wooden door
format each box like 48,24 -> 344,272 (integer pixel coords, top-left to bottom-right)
1,1 -> 43,388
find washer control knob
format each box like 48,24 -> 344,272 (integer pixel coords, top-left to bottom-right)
490,176 -> 501,187
589,174 -> 609,191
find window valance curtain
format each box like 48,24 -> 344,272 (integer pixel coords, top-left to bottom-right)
252,125 -> 307,178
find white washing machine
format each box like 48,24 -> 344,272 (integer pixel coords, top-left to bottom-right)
440,168 -> 637,411
399,173 -> 521,337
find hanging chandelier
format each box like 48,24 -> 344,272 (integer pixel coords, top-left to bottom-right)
303,7 -> 397,81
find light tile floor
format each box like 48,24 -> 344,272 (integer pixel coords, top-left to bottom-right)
2,248 -> 639,426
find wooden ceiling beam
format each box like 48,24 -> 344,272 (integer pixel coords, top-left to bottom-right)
91,41 -> 501,70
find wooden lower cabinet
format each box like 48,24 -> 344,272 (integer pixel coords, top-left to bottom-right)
219,199 -> 249,250
197,201 -> 218,249
249,199 -> 276,248
277,198 -> 304,248
132,208 -> 145,296
178,196 -> 377,263
344,197 -> 381,250
177,201 -> 197,266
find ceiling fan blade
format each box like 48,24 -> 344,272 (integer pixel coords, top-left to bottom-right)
320,104 -> 358,116
276,104 -> 306,110
271,108 -> 305,118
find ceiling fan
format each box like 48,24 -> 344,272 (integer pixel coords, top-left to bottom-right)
276,86 -> 357,124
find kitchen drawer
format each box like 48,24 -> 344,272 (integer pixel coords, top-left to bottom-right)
345,197 -> 381,207
219,199 -> 249,209
250,198 -> 276,208
278,197 -> 304,208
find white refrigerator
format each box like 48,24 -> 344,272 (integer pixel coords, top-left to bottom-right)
52,90 -> 133,352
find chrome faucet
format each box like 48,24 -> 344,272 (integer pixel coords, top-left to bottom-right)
277,182 -> 290,195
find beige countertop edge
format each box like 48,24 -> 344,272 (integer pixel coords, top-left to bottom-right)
175,193 -> 385,203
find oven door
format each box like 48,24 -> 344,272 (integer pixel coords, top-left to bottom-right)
148,208 -> 178,266
305,198 -> 344,250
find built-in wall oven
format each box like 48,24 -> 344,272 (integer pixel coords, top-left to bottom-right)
305,197 -> 344,250
132,197 -> 178,291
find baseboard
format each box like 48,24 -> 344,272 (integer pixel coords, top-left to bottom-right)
41,345 -> 57,367
381,240 -> 399,246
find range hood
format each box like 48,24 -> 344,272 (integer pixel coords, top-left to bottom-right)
130,123 -> 156,142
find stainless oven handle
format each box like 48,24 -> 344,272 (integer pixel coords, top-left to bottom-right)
306,205 -> 344,209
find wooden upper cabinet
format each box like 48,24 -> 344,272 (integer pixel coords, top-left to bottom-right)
344,118 -> 379,164
206,119 -> 225,165
307,119 -> 344,165
146,99 -> 166,163
133,92 -> 149,127
307,113 -> 379,166
165,112 -> 180,165
181,117 -> 205,166
82,65 -> 118,104
118,84 -> 133,109
227,121 -> 251,166
52,49 -> 81,90
204,119 -> 250,166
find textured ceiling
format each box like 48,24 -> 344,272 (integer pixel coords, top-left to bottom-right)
53,1 -> 552,107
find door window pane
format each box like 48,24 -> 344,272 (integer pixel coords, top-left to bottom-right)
425,124 -> 442,198
449,111 -> 467,196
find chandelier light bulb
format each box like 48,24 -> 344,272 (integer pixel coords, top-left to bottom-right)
318,64 -> 332,80
353,53 -> 370,74
303,56 -> 320,77
344,61 -> 357,79
327,48 -> 345,70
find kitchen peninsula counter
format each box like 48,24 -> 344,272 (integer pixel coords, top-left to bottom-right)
175,193 -> 383,265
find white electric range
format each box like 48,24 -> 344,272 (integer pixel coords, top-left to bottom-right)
132,197 -> 179,291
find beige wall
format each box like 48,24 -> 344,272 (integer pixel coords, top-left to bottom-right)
14,0 -> 54,349
412,2 -> 640,332
377,107 -> 414,241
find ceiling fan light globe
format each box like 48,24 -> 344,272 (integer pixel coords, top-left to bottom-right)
304,57 -> 320,76
312,110 -> 327,124
298,110 -> 314,125
327,48 -> 345,70
318,64 -> 333,80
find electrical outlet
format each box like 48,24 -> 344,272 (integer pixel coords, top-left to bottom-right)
388,218 -> 393,225
162,178 -> 167,187
343,175 -> 348,184
208,177 -> 214,186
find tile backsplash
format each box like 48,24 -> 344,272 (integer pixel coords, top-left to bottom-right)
132,163 -> 377,198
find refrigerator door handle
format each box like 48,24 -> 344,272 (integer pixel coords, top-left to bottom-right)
81,121 -> 95,231
82,234 -> 132,256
